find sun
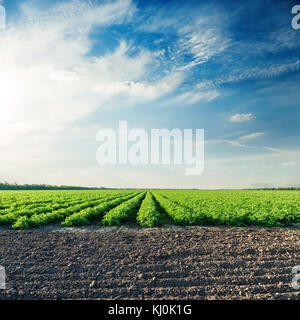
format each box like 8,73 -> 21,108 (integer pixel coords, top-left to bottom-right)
0,70 -> 25,124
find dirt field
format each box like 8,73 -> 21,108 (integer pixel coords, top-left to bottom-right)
0,226 -> 299,300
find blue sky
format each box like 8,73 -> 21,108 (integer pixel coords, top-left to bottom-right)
0,0 -> 300,188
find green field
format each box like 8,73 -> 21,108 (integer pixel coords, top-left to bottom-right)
0,190 -> 299,229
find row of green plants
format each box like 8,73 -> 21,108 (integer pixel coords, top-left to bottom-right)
62,193 -> 139,226
136,192 -> 168,227
0,190 -> 123,212
157,190 -> 300,226
11,192 -> 135,229
0,192 -> 120,226
151,192 -> 200,225
102,192 -> 146,226
1,195 -> 94,213
1,194 -> 106,219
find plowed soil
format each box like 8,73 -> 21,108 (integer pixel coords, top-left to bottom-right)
0,226 -> 299,300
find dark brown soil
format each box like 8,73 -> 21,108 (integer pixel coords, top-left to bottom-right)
0,226 -> 299,300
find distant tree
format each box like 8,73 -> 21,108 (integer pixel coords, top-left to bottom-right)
0,182 -> 105,190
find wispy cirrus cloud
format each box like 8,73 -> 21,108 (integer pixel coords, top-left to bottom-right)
93,72 -> 183,105
177,17 -> 230,67
282,161 -> 296,167
239,132 -> 266,140
168,89 -> 220,106
229,113 -> 256,123
214,60 -> 300,86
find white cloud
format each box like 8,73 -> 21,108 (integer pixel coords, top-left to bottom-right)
138,6 -> 230,72
93,72 -> 183,104
234,27 -> 300,56
206,139 -> 253,150
282,161 -> 296,167
215,60 -> 300,85
230,113 -> 256,123
178,24 -> 230,65
0,0 -> 188,187
0,0 -> 185,148
239,132 -> 266,140
170,89 -> 220,106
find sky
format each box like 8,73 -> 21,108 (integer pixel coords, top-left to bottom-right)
0,0 -> 300,189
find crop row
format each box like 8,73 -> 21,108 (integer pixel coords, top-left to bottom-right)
151,192 -> 199,225
0,193 -> 112,218
11,192 -> 136,229
62,193 -> 141,226
136,192 -> 168,227
102,192 -> 146,226
0,190 -> 124,212
0,193 -> 118,226
156,190 -> 300,226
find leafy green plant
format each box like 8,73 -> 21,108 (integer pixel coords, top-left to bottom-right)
102,193 -> 146,226
137,192 -> 167,227
61,193 -> 137,227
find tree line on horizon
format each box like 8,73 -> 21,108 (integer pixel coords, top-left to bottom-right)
0,182 -> 299,191
0,182 -> 104,190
